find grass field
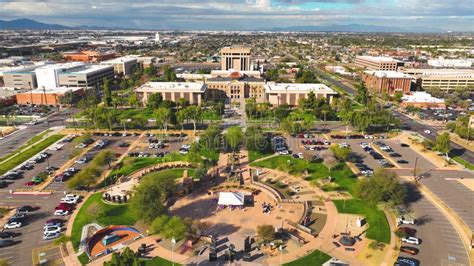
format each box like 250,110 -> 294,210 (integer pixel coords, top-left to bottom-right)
144,256 -> 180,266
250,155 -> 358,194
333,199 -> 390,244
453,156 -> 474,170
71,193 -> 136,251
248,149 -> 274,162
283,250 -> 331,266
141,168 -> 195,181
0,134 -> 64,175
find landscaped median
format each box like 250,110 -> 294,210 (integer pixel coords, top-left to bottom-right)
0,134 -> 64,175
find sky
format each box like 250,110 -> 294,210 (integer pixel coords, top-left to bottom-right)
0,0 -> 473,31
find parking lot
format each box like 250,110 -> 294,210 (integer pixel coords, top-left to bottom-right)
327,134 -> 471,265
0,132 -> 143,265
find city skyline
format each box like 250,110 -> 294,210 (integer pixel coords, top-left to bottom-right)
0,0 -> 473,31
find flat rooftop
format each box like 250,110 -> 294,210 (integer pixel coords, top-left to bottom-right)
264,83 -> 337,94
68,64 -> 113,75
357,56 -> 399,63
101,56 -> 138,64
402,92 -> 444,103
135,82 -> 207,93
20,86 -> 83,94
364,70 -> 413,79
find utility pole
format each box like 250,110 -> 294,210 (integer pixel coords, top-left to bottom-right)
413,157 -> 419,181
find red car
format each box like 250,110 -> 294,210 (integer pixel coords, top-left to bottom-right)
400,246 -> 419,255
55,203 -> 72,211
397,227 -> 417,236
24,181 -> 36,186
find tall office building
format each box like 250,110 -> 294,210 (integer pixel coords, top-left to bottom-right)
355,56 -> 401,71
220,47 -> 251,71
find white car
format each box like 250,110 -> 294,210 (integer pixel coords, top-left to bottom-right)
60,198 -> 78,204
54,210 -> 69,216
75,157 -> 88,164
397,216 -> 416,225
43,232 -> 61,240
361,170 -> 373,176
339,143 -> 349,148
380,146 -> 391,151
278,150 -> 289,155
44,226 -> 62,234
359,142 -> 370,149
401,237 -> 420,245
424,130 -> 431,135
297,153 -> 304,159
4,221 -> 22,229
63,194 -> 80,201
179,149 -> 189,154
181,144 -> 191,149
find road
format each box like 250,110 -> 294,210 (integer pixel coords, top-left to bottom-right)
326,136 -> 471,265
0,134 -> 137,265
0,111 -> 69,158
314,68 -> 474,164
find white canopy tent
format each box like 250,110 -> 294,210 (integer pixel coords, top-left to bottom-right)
218,192 -> 245,206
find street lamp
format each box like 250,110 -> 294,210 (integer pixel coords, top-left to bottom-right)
171,237 -> 176,266
279,245 -> 284,266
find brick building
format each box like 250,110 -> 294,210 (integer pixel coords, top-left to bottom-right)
362,71 -> 413,95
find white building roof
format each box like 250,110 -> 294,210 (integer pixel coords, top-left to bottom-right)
24,86 -> 83,94
70,64 -> 113,75
364,70 -> 413,79
135,82 -> 207,93
402,92 -> 444,103
403,68 -> 474,78
264,83 -> 337,94
218,192 -> 244,206
101,56 -> 138,64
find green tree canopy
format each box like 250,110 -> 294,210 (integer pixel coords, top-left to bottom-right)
355,169 -> 406,206
225,126 -> 243,151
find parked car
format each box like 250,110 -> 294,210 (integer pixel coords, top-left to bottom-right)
46,218 -> 65,225
43,226 -> 62,235
397,160 -> 409,164
397,227 -> 417,236
395,256 -> 419,266
397,216 -> 417,225
401,143 -> 410,147
0,239 -> 17,248
401,237 -> 420,245
400,246 -> 419,255
4,221 -> 22,229
54,210 -> 69,216
43,232 -> 61,240
0,232 -> 21,239
390,153 -> 402,157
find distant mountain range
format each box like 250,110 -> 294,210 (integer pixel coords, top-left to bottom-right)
0,18 -> 132,31
0,18 -> 448,33
265,23 -> 444,33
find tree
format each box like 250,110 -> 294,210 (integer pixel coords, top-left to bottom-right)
330,145 -> 351,161
161,65 -> 177,82
150,215 -> 170,234
265,68 -> 279,81
323,155 -> 338,172
104,247 -> 140,266
225,126 -> 243,151
355,169 -> 406,206
183,105 -> 202,134
154,107 -> 172,132
162,216 -> 190,240
355,81 -> 369,106
103,78 -> 112,107
130,171 -> 177,223
257,224 -> 275,242
421,139 -> 432,151
92,150 -> 116,168
434,132 -> 451,160
147,93 -> 163,109
245,126 -> 269,152
393,92 -> 403,103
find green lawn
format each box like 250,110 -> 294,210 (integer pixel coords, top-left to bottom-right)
250,155 -> 357,194
26,129 -> 52,146
283,250 -> 331,266
202,110 -> 222,121
77,253 -> 89,265
248,149 -> 274,162
144,256 -> 181,266
333,199 -> 390,244
141,168 -> 195,180
0,134 -> 64,175
71,193 -> 137,251
453,156 -> 474,170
